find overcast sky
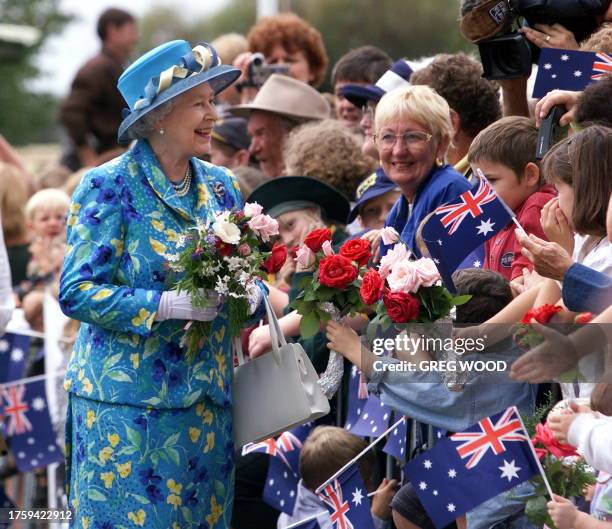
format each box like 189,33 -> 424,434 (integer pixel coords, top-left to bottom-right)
31,0 -> 229,96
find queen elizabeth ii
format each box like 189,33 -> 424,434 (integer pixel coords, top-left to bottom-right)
59,40 -> 262,528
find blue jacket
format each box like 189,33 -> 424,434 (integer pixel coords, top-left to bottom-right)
562,262 -> 612,314
59,139 -> 255,409
380,164 -> 471,257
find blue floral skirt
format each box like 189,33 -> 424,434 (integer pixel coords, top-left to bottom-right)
65,393 -> 234,529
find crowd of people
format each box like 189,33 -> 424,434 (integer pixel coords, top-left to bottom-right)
0,3 -> 611,529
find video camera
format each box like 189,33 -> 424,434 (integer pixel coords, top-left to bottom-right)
460,0 -> 610,80
236,53 -> 290,91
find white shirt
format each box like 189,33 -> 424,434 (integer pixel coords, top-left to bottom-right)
0,220 -> 14,333
568,413 -> 612,474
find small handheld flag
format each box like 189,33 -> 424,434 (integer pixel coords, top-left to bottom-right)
404,407 -> 540,529
533,48 -> 612,98
420,174 -> 514,290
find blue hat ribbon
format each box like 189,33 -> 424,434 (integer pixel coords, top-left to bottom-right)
132,43 -> 220,111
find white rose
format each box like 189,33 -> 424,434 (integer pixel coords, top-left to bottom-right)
213,219 -> 241,244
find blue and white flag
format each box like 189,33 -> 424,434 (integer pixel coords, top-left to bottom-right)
262,423 -> 314,514
1,380 -> 63,472
404,407 -> 539,529
533,48 -> 612,98
349,394 -> 392,438
344,366 -> 369,430
420,176 -> 513,290
0,333 -> 29,384
317,464 -> 375,529
383,415 -> 407,462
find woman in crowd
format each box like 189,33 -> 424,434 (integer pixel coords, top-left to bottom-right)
246,13 -> 328,88
374,85 -> 473,258
59,40 -> 262,528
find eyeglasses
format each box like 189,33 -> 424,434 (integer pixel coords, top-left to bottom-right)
374,131 -> 433,150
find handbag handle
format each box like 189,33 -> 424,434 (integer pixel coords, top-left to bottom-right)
263,294 -> 285,365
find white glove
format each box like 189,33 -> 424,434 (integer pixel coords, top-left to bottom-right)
155,290 -> 221,322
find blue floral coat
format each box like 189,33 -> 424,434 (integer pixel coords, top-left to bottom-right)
59,139 -> 244,410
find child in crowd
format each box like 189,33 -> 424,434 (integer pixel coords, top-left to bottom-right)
347,169 -> 401,232
277,426 -> 398,529
24,188 -> 70,288
547,382 -> 612,527
468,116 -> 557,293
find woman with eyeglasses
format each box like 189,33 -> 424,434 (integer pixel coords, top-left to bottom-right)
374,85 -> 473,258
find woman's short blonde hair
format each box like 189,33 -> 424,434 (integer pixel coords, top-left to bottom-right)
375,85 -> 454,147
25,188 -> 70,221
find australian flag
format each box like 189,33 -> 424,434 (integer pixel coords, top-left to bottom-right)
533,48 -> 612,98
344,366 -> 369,430
317,464 -> 375,529
1,380 -> 63,472
404,407 -> 540,529
383,415 -> 407,462
260,423 -> 314,514
0,333 -> 29,384
420,176 -> 513,291
349,394 -> 392,438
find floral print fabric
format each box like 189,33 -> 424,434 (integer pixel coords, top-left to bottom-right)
66,394 -> 234,528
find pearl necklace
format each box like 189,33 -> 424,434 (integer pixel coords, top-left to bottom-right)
171,163 -> 192,197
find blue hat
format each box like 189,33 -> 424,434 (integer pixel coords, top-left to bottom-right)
341,60 -> 413,109
347,168 -> 400,223
117,40 -> 240,144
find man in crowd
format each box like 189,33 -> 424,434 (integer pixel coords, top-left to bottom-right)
230,74 -> 330,178
59,8 -> 138,170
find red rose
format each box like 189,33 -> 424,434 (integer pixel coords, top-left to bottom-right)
382,290 -> 420,323
339,238 -> 372,266
360,268 -> 384,305
262,242 -> 288,274
215,239 -> 233,257
304,228 -> 332,252
289,245 -> 300,259
532,423 -> 578,459
318,255 -> 358,288
520,304 -> 562,324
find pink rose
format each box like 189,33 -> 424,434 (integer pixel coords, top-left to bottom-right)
244,202 -> 263,218
380,226 -> 400,245
247,214 -> 279,242
296,245 -> 316,269
414,258 -> 440,287
238,243 -> 251,256
378,243 -> 410,279
387,260 -> 422,293
322,240 -> 334,256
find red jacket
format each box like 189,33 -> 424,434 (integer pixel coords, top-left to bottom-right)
484,184 -> 557,281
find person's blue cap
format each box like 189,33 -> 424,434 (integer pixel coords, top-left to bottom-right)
341,59 -> 413,109
117,40 -> 240,144
347,168 -> 400,223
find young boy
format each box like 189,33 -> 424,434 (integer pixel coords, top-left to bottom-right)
331,46 -> 391,129
468,116 -> 557,292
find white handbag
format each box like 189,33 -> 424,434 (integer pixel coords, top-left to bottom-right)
232,294 -> 330,447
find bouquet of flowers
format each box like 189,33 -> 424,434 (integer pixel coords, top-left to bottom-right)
290,228 -> 375,397
364,241 -> 470,341
169,202 -> 287,360
521,400 -> 596,528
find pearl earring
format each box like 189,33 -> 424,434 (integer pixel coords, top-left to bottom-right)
159,128 -> 165,135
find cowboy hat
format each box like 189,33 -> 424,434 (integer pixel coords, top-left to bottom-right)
117,40 -> 240,144
229,74 -> 330,122
247,176 -> 349,224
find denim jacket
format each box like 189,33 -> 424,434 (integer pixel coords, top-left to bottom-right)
59,139 -> 263,409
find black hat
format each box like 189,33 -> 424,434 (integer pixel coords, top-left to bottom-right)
212,117 -> 251,151
247,176 -> 350,224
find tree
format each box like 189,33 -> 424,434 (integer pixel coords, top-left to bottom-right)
0,0 -> 71,145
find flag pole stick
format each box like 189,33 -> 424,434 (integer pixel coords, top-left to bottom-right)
513,406 -> 555,499
315,416 -> 406,495
284,513 -> 322,529
0,369 -> 66,390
